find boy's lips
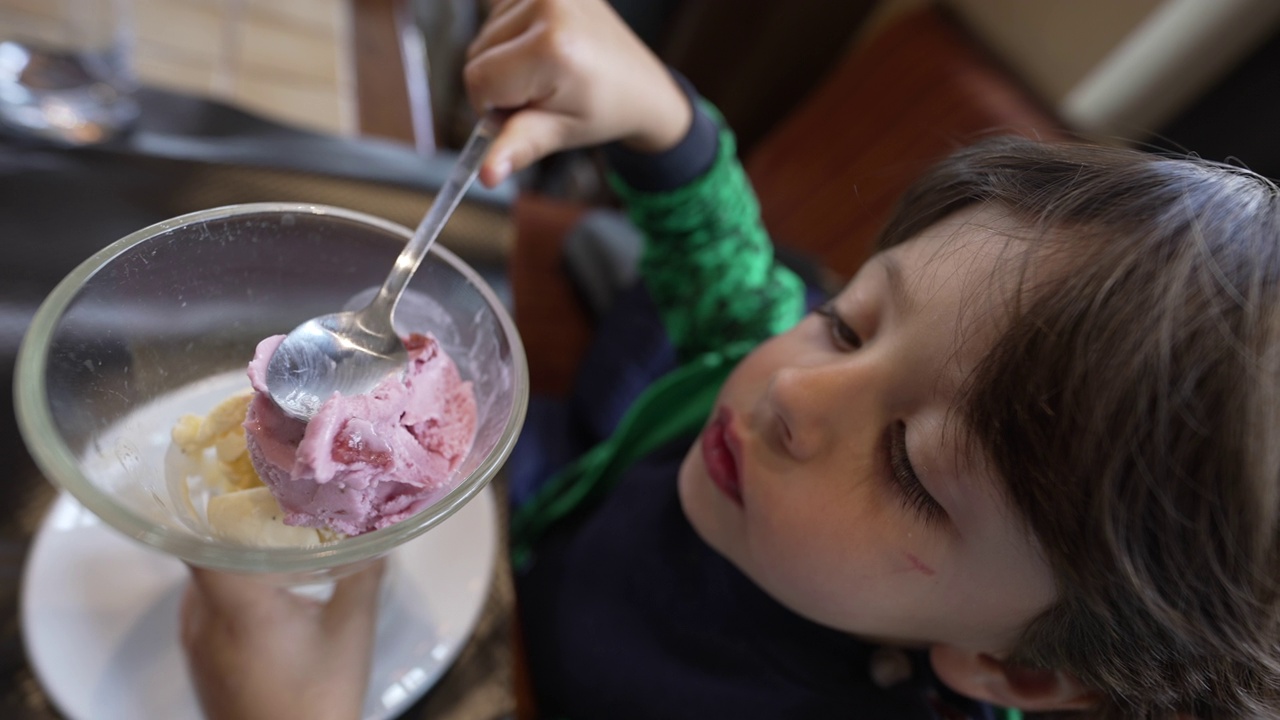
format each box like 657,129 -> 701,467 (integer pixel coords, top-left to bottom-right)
701,407 -> 744,506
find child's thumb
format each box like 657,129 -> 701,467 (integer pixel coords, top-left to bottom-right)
481,109 -> 567,187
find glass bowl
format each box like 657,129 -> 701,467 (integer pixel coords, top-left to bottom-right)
14,203 -> 527,581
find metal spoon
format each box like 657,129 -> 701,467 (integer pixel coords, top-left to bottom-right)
264,113 -> 501,421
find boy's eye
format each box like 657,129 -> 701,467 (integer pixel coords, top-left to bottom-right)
888,421 -> 947,526
815,303 -> 861,350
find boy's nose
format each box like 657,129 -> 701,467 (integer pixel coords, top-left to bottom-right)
765,363 -> 853,462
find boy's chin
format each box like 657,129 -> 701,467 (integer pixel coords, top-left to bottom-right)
676,447 -> 741,562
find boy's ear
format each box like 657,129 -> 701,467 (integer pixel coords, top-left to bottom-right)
929,644 -> 1099,712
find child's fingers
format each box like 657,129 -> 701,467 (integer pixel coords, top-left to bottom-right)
464,33 -> 558,115
178,582 -> 206,651
467,0 -> 535,61
482,109 -> 570,186
484,0 -> 524,14
322,559 -> 387,639
186,564 -> 279,608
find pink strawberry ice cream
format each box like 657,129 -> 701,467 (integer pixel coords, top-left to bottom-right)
243,332 -> 477,536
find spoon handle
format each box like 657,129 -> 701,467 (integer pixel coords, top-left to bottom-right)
369,112 -> 503,318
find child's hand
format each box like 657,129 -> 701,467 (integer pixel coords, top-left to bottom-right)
465,0 -> 692,186
179,560 -> 385,720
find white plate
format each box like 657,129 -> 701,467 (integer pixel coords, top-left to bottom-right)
21,487 -> 497,720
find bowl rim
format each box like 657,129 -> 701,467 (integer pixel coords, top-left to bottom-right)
14,202 -> 528,573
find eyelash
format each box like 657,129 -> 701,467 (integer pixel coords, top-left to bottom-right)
814,303 -> 861,350
888,421 -> 946,526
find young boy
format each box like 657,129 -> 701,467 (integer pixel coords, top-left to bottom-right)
181,1 -> 1280,718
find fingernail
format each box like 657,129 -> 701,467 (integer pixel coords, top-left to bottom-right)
492,157 -> 511,183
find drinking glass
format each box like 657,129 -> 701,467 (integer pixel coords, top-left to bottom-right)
0,0 -> 139,144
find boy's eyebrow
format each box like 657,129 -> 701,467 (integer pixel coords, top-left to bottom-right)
879,254 -> 916,315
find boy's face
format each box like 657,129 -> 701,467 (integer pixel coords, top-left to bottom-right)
678,206 -> 1056,653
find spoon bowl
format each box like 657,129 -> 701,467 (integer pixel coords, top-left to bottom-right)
264,305 -> 407,420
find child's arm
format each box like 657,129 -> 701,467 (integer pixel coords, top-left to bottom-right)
466,0 -> 805,359
607,98 -> 806,359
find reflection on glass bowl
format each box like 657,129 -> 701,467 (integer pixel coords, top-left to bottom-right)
15,203 -> 527,584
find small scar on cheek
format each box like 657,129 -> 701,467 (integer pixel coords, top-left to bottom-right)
904,553 -> 937,576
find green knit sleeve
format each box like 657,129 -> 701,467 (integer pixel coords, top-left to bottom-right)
607,105 -> 806,361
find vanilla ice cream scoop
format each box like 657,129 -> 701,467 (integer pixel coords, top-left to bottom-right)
170,391 -> 324,547
207,487 -> 324,547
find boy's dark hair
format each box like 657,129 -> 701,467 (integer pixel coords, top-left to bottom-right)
879,137 -> 1280,719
